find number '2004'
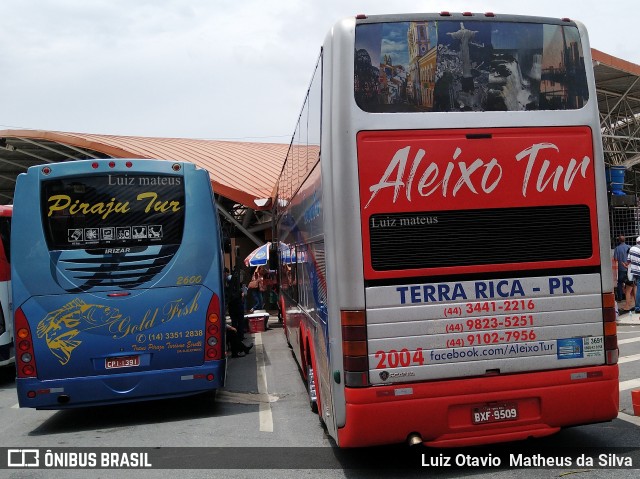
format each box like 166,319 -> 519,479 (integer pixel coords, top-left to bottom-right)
375,348 -> 425,369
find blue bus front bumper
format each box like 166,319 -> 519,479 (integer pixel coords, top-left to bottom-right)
16,360 -> 226,409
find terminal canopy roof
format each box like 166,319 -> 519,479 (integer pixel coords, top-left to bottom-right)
592,49 -> 640,167
0,130 -> 289,208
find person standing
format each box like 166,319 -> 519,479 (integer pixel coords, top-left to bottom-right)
248,266 -> 265,312
226,324 -> 253,358
241,281 -> 248,313
259,266 -> 270,310
626,236 -> 640,314
227,265 -> 246,340
614,235 -> 631,303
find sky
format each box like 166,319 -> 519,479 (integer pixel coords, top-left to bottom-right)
1,0 -> 637,143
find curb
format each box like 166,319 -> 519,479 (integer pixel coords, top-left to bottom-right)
616,311 -> 640,325
616,300 -> 640,325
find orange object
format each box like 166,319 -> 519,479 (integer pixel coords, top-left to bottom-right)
632,390 -> 640,416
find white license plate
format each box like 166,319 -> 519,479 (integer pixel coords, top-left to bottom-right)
472,403 -> 518,424
105,355 -> 140,369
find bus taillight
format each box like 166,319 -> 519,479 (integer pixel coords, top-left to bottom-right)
205,293 -> 222,361
602,292 -> 618,365
14,307 -> 38,378
341,310 -> 368,387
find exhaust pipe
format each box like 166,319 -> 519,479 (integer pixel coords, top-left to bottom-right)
407,432 -> 423,447
57,395 -> 70,404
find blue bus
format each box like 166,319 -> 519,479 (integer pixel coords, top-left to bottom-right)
11,159 -> 226,408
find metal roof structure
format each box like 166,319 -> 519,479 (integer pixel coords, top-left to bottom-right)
0,130 -> 290,246
0,130 -> 288,206
0,48 -> 639,245
592,49 -> 640,168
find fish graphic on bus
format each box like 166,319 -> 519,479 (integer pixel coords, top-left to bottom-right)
36,298 -> 123,365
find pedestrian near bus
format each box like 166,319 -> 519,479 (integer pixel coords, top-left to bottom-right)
626,236 -> 640,313
226,324 -> 253,358
613,235 -> 631,302
248,266 -> 265,311
227,266 -> 246,340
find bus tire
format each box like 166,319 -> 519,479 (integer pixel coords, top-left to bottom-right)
199,388 -> 217,404
0,306 -> 5,336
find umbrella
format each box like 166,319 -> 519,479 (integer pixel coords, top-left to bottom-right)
244,242 -> 293,267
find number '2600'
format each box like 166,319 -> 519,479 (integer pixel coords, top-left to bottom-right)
177,275 -> 202,285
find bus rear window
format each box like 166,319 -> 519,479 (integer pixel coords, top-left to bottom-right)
355,20 -> 588,112
41,174 -> 185,251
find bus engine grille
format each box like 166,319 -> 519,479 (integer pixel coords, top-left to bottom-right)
368,205 -> 592,271
54,245 -> 179,291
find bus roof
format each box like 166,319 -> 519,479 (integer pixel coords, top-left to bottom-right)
354,12 -> 578,26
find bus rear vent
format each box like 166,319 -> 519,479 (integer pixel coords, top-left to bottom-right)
369,205 -> 591,271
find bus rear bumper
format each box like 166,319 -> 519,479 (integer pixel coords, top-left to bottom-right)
16,360 -> 226,409
338,365 -> 619,448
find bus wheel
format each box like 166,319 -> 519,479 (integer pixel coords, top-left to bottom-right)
199,388 -> 217,405
307,364 -> 318,413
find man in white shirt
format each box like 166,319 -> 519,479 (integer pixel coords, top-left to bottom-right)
626,236 -> 640,313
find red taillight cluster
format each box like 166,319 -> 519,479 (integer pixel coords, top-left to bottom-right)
602,292 -> 618,365
342,310 -> 369,387
14,308 -> 37,378
204,293 -> 222,361
91,160 -> 134,169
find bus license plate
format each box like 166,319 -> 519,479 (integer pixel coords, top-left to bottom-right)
472,403 -> 518,424
106,355 -> 140,369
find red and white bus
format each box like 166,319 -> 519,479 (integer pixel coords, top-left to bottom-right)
0,205 -> 13,368
276,12 -> 618,448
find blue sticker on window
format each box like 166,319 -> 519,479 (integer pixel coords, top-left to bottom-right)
557,338 -> 584,359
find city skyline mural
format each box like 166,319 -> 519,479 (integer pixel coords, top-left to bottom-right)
354,20 -> 588,113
